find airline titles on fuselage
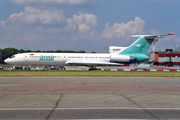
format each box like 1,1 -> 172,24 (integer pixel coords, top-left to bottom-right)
39,55 -> 56,61
29,54 -> 110,61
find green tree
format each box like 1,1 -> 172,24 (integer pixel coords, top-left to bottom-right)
1,48 -> 19,63
19,49 -> 25,53
79,50 -> 86,53
55,50 -> 62,53
34,50 -> 41,52
25,50 -> 32,52
0,49 -> 3,63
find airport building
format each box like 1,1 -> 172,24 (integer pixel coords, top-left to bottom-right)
150,46 -> 180,66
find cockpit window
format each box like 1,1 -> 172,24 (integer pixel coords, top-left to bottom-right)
10,55 -> 15,58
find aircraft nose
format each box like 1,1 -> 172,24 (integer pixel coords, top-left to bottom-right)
4,58 -> 11,63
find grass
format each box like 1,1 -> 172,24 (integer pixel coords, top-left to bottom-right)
0,70 -> 180,77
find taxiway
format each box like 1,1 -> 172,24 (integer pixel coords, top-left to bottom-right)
0,77 -> 180,119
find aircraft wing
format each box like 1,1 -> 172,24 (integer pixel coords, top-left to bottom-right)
131,33 -> 174,38
65,61 -> 122,66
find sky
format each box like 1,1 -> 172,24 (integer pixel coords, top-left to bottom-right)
0,0 -> 180,53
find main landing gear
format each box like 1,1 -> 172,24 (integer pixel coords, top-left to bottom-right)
88,66 -> 101,71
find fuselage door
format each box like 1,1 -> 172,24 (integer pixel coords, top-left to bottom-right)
25,55 -> 28,61
63,54 -> 67,62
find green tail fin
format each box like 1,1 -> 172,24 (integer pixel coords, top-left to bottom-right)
118,33 -> 174,63
119,38 -> 154,55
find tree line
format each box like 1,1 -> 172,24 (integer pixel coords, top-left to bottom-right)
0,48 -> 95,63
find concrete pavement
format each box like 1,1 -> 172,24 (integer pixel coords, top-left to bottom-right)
0,77 -> 180,119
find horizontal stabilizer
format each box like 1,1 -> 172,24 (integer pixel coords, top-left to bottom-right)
131,33 -> 174,38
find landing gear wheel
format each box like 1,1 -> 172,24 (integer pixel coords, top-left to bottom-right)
88,66 -> 101,71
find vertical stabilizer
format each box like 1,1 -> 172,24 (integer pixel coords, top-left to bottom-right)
118,33 -> 174,62
119,37 -> 154,54
119,33 -> 174,55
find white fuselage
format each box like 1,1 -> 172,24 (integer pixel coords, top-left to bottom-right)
5,53 -> 113,66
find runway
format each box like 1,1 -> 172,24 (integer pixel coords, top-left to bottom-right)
0,77 -> 180,119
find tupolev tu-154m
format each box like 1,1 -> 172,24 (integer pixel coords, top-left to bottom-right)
4,33 -> 174,70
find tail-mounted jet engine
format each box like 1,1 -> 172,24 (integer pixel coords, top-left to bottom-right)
110,55 -> 136,62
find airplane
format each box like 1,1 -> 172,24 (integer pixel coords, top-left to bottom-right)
4,33 -> 174,70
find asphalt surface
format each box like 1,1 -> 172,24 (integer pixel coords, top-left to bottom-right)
0,77 -> 180,120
